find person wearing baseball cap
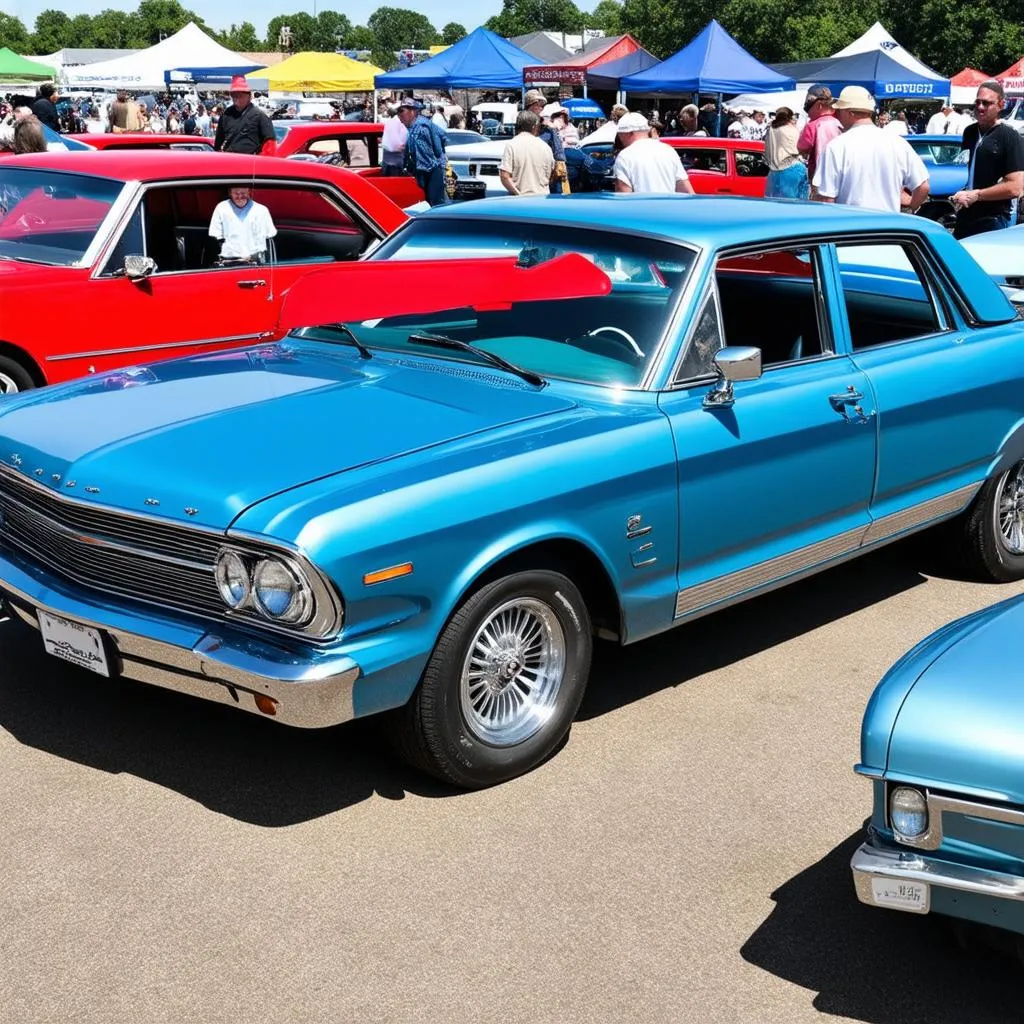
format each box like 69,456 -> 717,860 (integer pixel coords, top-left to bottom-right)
214,75 -> 275,155
797,85 -> 841,190
523,88 -> 568,191
813,86 -> 930,214
613,112 -> 694,195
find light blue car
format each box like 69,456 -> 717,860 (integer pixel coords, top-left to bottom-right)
851,593 -> 1024,939
1,195 -> 1024,789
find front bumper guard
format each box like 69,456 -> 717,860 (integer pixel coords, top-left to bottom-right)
851,842 -> 1024,909
0,573 -> 359,729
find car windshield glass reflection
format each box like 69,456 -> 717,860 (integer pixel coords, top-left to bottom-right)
0,168 -> 122,266
304,219 -> 697,389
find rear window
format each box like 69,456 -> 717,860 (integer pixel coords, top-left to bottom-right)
0,167 -> 121,266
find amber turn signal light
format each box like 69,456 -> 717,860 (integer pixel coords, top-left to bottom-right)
363,562 -> 413,586
254,694 -> 278,716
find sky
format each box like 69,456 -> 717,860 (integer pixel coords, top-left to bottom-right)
6,0 -> 576,39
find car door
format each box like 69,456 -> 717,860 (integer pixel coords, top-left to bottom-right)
671,144 -> 731,194
731,147 -> 769,197
831,238 -> 1024,538
658,244 -> 877,620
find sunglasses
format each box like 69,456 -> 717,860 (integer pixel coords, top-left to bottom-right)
975,98 -> 997,107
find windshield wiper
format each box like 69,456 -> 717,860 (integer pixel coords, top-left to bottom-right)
317,323 -> 372,359
407,331 -> 546,387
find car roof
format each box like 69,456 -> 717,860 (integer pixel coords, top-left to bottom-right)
909,134 -> 964,142
660,137 -> 764,150
274,121 -> 383,137
0,150 -> 364,183
419,193 -> 948,248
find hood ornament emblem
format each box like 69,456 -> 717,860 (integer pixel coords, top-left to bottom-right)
33,468 -> 43,477
85,486 -> 100,494
65,480 -> 76,489
10,454 -> 21,466
184,507 -> 199,516
51,474 -> 61,484
144,498 -> 160,506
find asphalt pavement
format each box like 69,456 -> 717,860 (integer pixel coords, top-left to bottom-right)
2,537 -> 1023,1024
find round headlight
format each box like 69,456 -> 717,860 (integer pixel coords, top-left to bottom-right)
252,557 -> 312,624
215,550 -> 251,609
890,786 -> 928,839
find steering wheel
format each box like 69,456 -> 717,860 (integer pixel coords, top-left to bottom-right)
582,326 -> 644,358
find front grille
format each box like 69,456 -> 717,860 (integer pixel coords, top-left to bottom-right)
0,465 -> 226,620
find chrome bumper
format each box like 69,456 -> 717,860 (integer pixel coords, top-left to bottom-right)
851,842 -> 1024,908
0,571 -> 359,729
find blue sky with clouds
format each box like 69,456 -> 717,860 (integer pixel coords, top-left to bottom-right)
9,0 -> 585,39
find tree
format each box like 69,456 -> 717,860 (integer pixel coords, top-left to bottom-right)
370,46 -> 397,71
486,0 -> 585,38
367,7 -> 439,50
588,0 -> 622,35
221,21 -> 261,52
265,12 -> 318,50
441,22 -> 467,45
347,25 -> 376,51
88,8 -> 145,48
0,13 -> 31,52
135,0 -> 211,45
315,10 -> 353,50
30,9 -> 74,54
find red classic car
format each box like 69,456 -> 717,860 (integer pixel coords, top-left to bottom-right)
272,121 -> 424,208
64,133 -> 215,152
0,151 -> 406,393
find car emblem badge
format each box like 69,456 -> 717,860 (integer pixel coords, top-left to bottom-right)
51,474 -> 61,484
34,468 -> 43,476
85,486 -> 100,494
184,507 -> 199,516
144,498 -> 160,506
65,480 -> 76,488
10,454 -> 21,466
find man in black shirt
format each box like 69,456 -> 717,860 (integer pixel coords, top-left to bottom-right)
31,84 -> 60,133
213,76 -> 275,155
952,79 -> 1024,239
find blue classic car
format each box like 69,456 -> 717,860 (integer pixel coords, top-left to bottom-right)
905,135 -> 968,230
2,196 -> 1024,789
851,594 -> 1024,939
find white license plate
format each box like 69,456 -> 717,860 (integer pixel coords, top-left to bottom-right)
38,611 -> 110,677
871,877 -> 929,914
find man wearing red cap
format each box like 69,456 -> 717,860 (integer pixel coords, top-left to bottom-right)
214,76 -> 275,155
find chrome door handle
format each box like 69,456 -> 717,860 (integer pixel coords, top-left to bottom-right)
829,390 -> 864,410
237,279 -> 267,289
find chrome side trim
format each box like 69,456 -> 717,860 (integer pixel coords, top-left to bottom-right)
2,582 -> 358,729
851,842 -> 1024,907
861,483 -> 978,546
674,524 -> 865,619
891,789 -> 1024,852
45,333 -> 269,362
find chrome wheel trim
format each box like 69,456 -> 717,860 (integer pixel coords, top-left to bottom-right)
996,462 -> 1024,555
460,596 -> 567,747
0,372 -> 20,395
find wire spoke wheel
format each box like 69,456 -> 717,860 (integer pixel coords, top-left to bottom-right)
995,463 -> 1024,555
460,597 -> 566,747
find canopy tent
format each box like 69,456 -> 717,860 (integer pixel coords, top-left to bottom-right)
0,47 -> 53,83
509,32 -> 572,65
724,88 -> 813,113
997,58 -> 1024,96
246,52 -> 381,93
523,34 -> 643,87
621,20 -> 793,95
64,22 -> 258,91
950,67 -> 989,106
375,27 -> 534,90
772,49 -> 949,100
831,22 -> 946,83
585,47 -> 660,92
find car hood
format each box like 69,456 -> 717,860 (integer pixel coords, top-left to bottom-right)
0,343 -> 576,532
961,224 -> 1024,284
886,596 -> 1024,802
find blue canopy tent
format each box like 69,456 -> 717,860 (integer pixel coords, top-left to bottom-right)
375,27 -> 534,90
772,50 -> 949,100
559,97 -> 605,119
620,20 -> 793,95
166,64 -> 264,87
585,48 -> 660,93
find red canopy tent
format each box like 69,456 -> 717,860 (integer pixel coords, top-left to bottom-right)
996,58 -> 1024,96
951,67 -> 990,86
523,34 -> 642,93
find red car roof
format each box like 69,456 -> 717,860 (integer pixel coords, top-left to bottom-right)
661,137 -> 765,150
275,121 -> 384,139
64,133 -> 214,149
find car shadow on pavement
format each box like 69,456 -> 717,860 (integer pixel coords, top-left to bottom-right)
579,542 -> 932,721
0,626 -> 450,827
741,830 -> 1024,1023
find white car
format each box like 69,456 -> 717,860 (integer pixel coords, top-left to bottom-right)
445,141 -> 506,196
960,224 -> 1024,296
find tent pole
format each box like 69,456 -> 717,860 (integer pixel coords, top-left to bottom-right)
373,88 -> 378,121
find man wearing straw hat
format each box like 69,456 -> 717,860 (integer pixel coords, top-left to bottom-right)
214,76 -> 275,155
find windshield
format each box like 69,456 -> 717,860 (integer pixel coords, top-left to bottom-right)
308,218 -> 697,388
909,140 -> 968,165
0,168 -> 122,266
273,124 -> 291,142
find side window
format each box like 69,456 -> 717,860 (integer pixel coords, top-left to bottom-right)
251,186 -> 369,264
735,149 -> 769,177
101,204 -> 144,276
836,243 -> 945,349
308,136 -> 370,167
677,147 -> 727,174
675,291 -> 724,382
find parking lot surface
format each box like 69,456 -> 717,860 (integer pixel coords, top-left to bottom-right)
2,539 -> 1023,1024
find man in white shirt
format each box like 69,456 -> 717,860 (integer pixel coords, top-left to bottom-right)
613,112 -> 695,195
381,106 -> 408,175
499,110 -> 554,197
813,86 -> 930,214
927,103 -> 959,135
208,186 -> 277,263
431,104 -> 448,130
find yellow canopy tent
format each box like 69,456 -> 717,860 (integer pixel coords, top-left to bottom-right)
247,51 -> 383,92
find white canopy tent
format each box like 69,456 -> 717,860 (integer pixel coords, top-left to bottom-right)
830,22 -> 947,85
64,22 -> 253,91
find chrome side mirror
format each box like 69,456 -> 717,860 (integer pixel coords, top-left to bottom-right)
123,254 -> 156,280
703,346 -> 762,409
